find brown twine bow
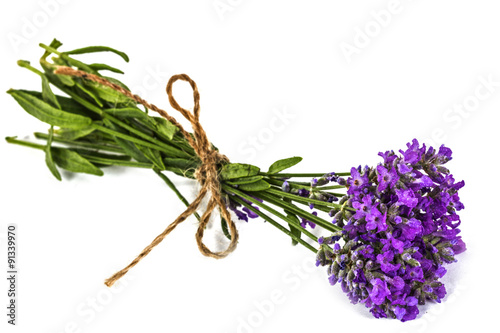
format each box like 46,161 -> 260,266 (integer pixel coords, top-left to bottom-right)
54,67 -> 239,287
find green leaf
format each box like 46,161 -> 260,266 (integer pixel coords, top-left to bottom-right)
75,81 -> 103,107
7,89 -> 92,129
136,145 -> 165,170
55,125 -> 97,141
53,94 -> 96,118
65,46 -> 129,63
44,126 -> 61,181
237,180 -> 270,191
73,149 -> 131,162
60,53 -> 97,74
221,217 -> 231,241
88,63 -> 124,74
51,148 -> 103,176
41,75 -> 61,109
225,175 -> 263,185
84,81 -> 131,105
102,76 -> 131,91
163,167 -> 194,178
220,163 -> 260,180
103,107 -> 149,121
151,117 -> 178,140
163,157 -> 199,171
16,90 -> 94,118
268,156 -> 303,174
286,214 -> 301,246
101,118 -> 150,163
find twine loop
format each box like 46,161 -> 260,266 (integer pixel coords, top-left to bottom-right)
54,67 -> 239,287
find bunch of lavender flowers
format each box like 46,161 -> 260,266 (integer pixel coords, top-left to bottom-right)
6,40 -> 466,321
316,139 -> 466,321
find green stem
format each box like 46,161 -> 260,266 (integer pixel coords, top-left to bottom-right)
255,191 -> 342,233
130,118 -> 196,156
318,191 -> 345,198
153,168 -> 200,221
260,172 -> 350,178
17,60 -> 44,76
222,184 -> 318,242
6,137 -> 152,169
266,178 -> 310,190
6,137 -> 45,150
230,196 -> 317,253
91,123 -> 186,158
102,116 -> 192,159
266,177 -> 346,193
266,187 -> 349,210
34,132 -> 124,153
317,185 -> 346,190
82,155 -> 153,169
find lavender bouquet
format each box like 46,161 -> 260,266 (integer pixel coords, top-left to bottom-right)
6,39 -> 466,322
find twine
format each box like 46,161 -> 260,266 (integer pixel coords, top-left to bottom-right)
54,67 -> 239,287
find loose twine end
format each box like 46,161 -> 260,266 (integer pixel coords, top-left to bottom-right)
54,66 -> 239,288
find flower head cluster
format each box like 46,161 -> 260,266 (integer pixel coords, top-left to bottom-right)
316,139 -> 466,321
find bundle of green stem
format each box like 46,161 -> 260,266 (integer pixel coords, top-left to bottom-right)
6,39 -> 351,282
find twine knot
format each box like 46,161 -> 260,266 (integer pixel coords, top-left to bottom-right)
54,67 -> 239,287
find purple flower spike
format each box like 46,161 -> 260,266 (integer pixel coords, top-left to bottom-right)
317,139 -> 465,322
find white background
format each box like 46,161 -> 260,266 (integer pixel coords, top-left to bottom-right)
0,1 -> 498,332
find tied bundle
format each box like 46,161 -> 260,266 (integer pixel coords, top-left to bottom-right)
6,39 -> 466,321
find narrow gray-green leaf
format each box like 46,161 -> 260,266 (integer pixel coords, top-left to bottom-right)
60,54 -> 97,74
75,81 -> 103,107
221,217 -> 231,240
73,149 -> 132,161
114,138 -> 150,163
220,163 -> 260,180
17,90 -> 96,118
52,148 -> 103,176
163,166 -> 195,178
136,145 -> 165,170
103,76 -> 131,91
41,75 -> 61,109
65,46 -> 129,62
8,89 -> 92,129
102,119 -> 150,163
89,63 -> 124,74
225,175 -> 263,185
151,117 -> 178,140
85,81 -> 131,105
163,157 -> 199,171
237,180 -> 270,191
44,126 -> 61,181
56,125 -> 97,141
103,107 -> 149,121
268,156 -> 303,174
286,214 -> 301,246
